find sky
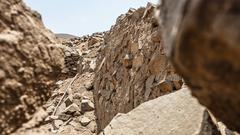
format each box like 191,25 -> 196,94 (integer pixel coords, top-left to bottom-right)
24,0 -> 158,36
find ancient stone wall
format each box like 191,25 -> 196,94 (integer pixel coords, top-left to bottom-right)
93,3 -> 182,132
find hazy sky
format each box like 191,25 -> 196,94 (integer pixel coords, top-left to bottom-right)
24,0 -> 158,36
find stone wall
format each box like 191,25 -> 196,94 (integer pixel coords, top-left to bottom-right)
93,3 -> 182,132
0,0 -> 66,134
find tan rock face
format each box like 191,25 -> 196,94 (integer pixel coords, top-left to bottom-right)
94,3 -> 182,132
0,0 -> 66,134
100,88 -> 221,135
158,0 -> 240,132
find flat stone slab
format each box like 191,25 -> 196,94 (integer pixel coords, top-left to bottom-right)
100,88 -> 220,135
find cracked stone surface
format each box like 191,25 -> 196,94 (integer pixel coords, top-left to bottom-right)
158,0 -> 240,132
100,88 -> 221,135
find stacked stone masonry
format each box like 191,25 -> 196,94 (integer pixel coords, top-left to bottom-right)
93,3 -> 182,132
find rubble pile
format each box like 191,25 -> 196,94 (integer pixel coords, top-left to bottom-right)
12,33 -> 104,135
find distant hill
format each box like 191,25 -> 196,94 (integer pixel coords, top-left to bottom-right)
55,33 -> 79,40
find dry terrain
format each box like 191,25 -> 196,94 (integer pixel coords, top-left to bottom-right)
0,0 -> 240,135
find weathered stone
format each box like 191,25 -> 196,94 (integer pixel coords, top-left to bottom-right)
56,80 -> 64,87
46,105 -> 55,115
172,81 -> 182,90
132,54 -> 144,70
58,114 -> 71,121
151,30 -> 161,43
148,53 -> 168,74
45,115 -> 58,121
144,75 -> 155,100
0,69 -> 6,80
123,54 -> 132,69
88,37 -> 99,46
73,111 -> 81,116
62,103 -> 81,115
158,0 -> 240,132
94,3 -> 182,132
89,121 -> 97,133
159,80 -> 174,93
89,60 -> 97,71
64,97 -> 73,107
69,121 -> 85,131
56,102 -> 67,116
129,41 -> 139,54
73,93 -> 82,99
54,120 -> 64,129
79,116 -> 91,126
0,0 -> 66,134
100,88 -> 221,135
81,99 -> 95,112
73,98 -> 81,107
62,47 -> 81,77
84,81 -> 94,91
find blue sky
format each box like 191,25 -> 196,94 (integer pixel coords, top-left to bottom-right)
24,0 -> 158,36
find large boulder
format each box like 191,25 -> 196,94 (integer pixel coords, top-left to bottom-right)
0,0 -> 66,134
158,0 -> 240,132
100,88 -> 221,135
94,3 -> 182,132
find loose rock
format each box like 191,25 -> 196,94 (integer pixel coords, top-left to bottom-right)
79,116 -> 91,126
63,103 -> 81,115
81,99 -> 95,112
